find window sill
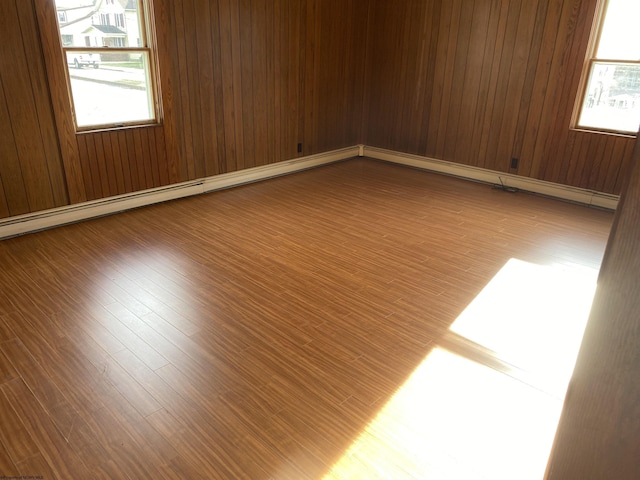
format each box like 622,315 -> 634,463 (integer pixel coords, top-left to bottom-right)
76,122 -> 162,135
570,127 -> 637,139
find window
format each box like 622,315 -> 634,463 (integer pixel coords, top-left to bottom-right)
55,0 -> 159,131
576,0 -> 640,135
58,11 -> 67,24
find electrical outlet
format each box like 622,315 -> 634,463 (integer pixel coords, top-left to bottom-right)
510,158 -> 519,169
297,143 -> 303,153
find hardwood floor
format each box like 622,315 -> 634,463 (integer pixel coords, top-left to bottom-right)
0,159 -> 613,479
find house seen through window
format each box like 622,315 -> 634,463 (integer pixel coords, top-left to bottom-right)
54,0 -> 158,130
576,0 -> 640,134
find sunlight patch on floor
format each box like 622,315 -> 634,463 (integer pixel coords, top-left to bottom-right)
450,258 -> 598,393
324,348 -> 563,480
324,259 -> 599,479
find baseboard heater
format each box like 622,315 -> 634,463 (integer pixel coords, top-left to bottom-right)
363,146 -> 619,211
0,144 -> 618,239
0,146 -> 359,239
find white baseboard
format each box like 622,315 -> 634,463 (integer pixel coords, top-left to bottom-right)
0,144 -> 618,239
363,146 -> 620,210
203,146 -> 360,192
0,146 -> 359,239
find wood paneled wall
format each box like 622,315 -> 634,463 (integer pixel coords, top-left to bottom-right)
545,134 -> 640,479
363,0 -> 636,194
0,0 -> 637,219
162,0 -> 368,179
76,126 -> 174,200
0,0 -> 68,217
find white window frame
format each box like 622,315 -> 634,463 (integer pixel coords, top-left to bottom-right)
56,0 -> 161,132
574,0 -> 640,136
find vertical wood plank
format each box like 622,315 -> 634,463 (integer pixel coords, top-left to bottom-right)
510,0 -> 550,170
118,131 -> 134,193
93,134 -> 113,197
434,0 -> 462,159
450,0 -> 490,164
0,76 -> 30,216
108,131 -> 126,195
251,0 -> 269,166
211,0 -> 228,174
268,0 -> 279,163
0,178 -> 10,219
133,128 -> 151,190
417,0 -> 442,155
83,135 -> 104,200
155,127 -> 170,186
302,0 -> 315,156
229,0 -> 246,170
152,0 -> 184,185
183,0 -> 206,179
172,0 -> 196,179
442,0 -> 476,163
519,0 -> 564,178
75,135 -> 95,201
147,128 -> 161,187
15,0 -> 68,208
286,0 -> 301,155
218,0 -> 239,173
493,0 -> 540,172
467,0 -> 503,168
425,0 -> 453,157
193,0 -> 219,176
606,137 -> 630,192
0,0 -> 56,212
239,0 -> 256,168
482,0 -> 522,171
33,0 -> 86,204
543,0 -> 594,183
125,129 -> 141,193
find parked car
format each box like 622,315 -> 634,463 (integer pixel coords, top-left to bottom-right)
67,52 -> 101,69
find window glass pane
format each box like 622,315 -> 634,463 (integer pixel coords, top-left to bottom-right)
68,52 -> 154,128
578,62 -> 640,133
597,0 -> 640,60
56,0 -> 141,49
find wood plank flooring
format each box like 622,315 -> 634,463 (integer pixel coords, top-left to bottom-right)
0,159 -> 613,479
